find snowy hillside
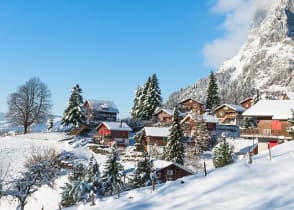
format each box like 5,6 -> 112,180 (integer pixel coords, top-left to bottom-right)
166,0 -> 294,107
0,133 -> 293,209
68,140 -> 294,210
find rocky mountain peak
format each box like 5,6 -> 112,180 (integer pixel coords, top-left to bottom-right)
165,0 -> 294,108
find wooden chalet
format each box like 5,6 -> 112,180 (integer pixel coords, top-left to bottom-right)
181,113 -> 218,140
240,97 -> 254,109
241,100 -> 294,152
84,99 -> 119,125
178,98 -> 205,114
153,108 -> 174,124
94,121 -> 132,147
139,127 -> 169,155
214,104 -> 246,126
153,160 -> 194,182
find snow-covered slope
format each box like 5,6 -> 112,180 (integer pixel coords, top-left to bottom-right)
166,0 -> 294,107
68,140 -> 294,210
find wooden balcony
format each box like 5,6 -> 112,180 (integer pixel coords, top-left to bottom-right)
240,128 -> 291,139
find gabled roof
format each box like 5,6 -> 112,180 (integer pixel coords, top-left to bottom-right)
181,113 -> 219,124
152,160 -> 194,174
97,121 -> 132,131
240,97 -> 253,104
154,108 -> 174,116
154,108 -> 185,117
179,98 -> 205,105
144,127 -> 170,137
242,100 -> 294,120
214,104 -> 246,113
85,99 -> 119,113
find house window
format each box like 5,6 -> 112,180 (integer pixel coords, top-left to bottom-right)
262,129 -> 271,135
219,111 -> 224,117
167,169 -> 174,176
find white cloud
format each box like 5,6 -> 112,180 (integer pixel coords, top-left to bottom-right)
203,0 -> 274,68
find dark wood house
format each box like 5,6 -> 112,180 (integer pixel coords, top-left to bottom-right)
178,98 -> 205,114
94,121 -> 132,147
84,99 -> 119,125
153,160 -> 194,182
240,97 -> 254,109
214,104 -> 246,126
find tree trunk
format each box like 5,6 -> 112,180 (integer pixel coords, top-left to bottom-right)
24,124 -> 28,134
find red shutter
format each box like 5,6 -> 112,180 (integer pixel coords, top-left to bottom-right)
271,120 -> 281,131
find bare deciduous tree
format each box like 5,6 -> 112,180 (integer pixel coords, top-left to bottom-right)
6,78 -> 52,134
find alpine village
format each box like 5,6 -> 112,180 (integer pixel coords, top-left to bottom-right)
0,0 -> 294,210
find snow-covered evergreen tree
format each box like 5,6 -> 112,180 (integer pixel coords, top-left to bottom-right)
101,145 -> 124,196
164,107 -> 185,165
192,120 -> 210,152
213,136 -> 234,168
62,84 -> 86,129
131,74 -> 162,121
206,71 -> 220,110
131,86 -> 143,119
61,156 -> 101,207
143,74 -> 162,120
129,153 -> 153,189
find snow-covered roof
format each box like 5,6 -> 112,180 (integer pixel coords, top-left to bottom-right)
240,97 -> 253,104
97,122 -> 132,131
181,113 -> 219,124
144,127 -> 170,137
242,100 -> 294,120
152,160 -> 194,174
154,108 -> 174,116
154,108 -> 185,117
214,104 -> 246,113
85,99 -> 119,113
179,98 -> 205,105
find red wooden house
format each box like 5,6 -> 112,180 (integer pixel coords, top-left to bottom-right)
94,121 -> 132,147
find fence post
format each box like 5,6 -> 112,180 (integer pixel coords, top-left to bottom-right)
204,162 -> 207,176
268,143 -> 272,160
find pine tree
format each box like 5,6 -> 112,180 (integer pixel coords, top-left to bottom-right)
131,74 -> 162,121
164,107 -> 185,165
288,110 -> 294,140
253,90 -> 261,104
101,145 -> 124,196
213,136 -> 234,168
129,153 -> 153,188
192,120 -> 210,152
143,74 -> 162,120
206,71 -> 220,110
131,86 -> 143,119
62,84 -> 86,128
61,157 -> 101,207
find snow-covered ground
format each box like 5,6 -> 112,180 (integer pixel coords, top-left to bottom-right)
1,132 -> 294,210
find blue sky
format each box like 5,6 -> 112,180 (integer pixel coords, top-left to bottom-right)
0,0 -> 256,118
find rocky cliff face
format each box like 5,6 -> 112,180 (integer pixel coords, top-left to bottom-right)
165,0 -> 294,108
